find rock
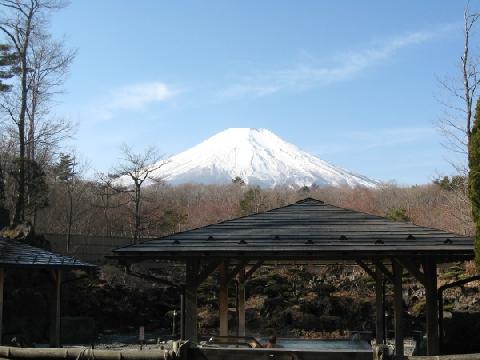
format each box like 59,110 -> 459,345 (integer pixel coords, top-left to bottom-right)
0,223 -> 51,250
0,222 -> 33,240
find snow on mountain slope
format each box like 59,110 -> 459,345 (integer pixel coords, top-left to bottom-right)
132,128 -> 379,188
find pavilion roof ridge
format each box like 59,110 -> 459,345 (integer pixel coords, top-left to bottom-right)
115,197 -> 314,250
113,197 -> 471,252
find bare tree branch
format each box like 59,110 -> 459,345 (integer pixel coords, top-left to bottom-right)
99,145 -> 168,243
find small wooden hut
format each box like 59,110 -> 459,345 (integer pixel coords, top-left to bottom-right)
0,238 -> 95,346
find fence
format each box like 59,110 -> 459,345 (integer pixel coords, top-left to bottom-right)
44,233 -> 136,264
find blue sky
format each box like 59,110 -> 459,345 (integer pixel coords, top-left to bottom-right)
50,1 -> 473,185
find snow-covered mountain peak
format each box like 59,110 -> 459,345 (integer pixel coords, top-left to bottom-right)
193,128 -> 284,152
138,127 -> 379,188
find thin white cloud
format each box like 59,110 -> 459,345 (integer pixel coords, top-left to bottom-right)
219,27 -> 449,98
341,127 -> 436,149
96,82 -> 179,119
111,82 -> 177,109
314,127 -> 437,155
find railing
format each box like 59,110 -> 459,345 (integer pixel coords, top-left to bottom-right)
203,335 -> 264,348
44,234 -> 136,264
0,346 -> 179,360
408,355 -> 480,360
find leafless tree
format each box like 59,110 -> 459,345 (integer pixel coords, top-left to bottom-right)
435,4 -> 480,231
113,144 -> 166,244
438,5 -> 480,165
0,0 -> 74,224
95,172 -> 131,238
26,34 -> 76,163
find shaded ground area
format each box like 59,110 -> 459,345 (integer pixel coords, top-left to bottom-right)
3,261 -> 480,354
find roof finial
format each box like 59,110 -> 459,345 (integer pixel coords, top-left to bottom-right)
296,197 -> 324,204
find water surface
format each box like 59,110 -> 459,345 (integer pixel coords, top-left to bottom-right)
268,338 -> 372,351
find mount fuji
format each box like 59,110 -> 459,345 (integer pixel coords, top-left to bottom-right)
142,128 -> 379,188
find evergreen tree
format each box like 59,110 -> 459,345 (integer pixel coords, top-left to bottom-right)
53,153 -> 78,252
298,185 -> 310,195
385,207 -> 410,222
469,99 -> 480,268
0,163 -> 9,228
0,44 -> 17,92
239,186 -> 263,214
9,158 -> 48,225
433,175 -> 467,191
232,176 -> 246,186
160,209 -> 188,234
54,153 -> 77,182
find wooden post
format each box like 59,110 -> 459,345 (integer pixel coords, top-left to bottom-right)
392,260 -> 404,357
0,268 -> 4,346
375,264 -> 384,345
237,265 -> 246,337
219,261 -> 228,336
383,278 -> 387,342
50,269 -> 62,347
185,260 -> 199,343
235,281 -> 239,336
424,258 -> 439,355
438,289 -> 444,354
180,290 -> 185,340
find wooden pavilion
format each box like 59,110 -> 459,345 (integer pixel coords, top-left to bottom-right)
0,237 -> 94,346
112,198 -> 474,357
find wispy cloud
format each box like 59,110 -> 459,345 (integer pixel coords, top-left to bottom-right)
96,82 -> 179,119
314,127 -> 437,155
340,127 -> 437,149
219,27 -> 450,98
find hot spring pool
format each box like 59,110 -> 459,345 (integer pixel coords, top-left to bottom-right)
260,338 -> 372,350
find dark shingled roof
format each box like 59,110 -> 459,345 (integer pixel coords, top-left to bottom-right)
0,237 -> 95,269
112,198 -> 474,263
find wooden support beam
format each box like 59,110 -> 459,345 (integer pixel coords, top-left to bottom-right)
197,260 -> 221,285
392,261 -> 404,357
185,259 -> 200,343
245,260 -> 263,280
50,269 -> 62,347
237,265 -> 246,337
180,291 -> 185,340
55,270 -> 62,347
373,260 -> 394,283
227,261 -> 248,282
395,258 -> 425,285
356,259 -> 376,279
423,258 -> 439,356
375,265 -> 384,345
0,268 -> 4,346
219,261 -> 229,336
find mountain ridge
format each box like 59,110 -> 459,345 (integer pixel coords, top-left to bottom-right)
140,128 -> 379,188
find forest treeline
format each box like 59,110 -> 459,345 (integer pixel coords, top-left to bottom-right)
33,175 -> 474,246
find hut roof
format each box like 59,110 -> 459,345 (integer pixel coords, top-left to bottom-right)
0,237 -> 95,269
